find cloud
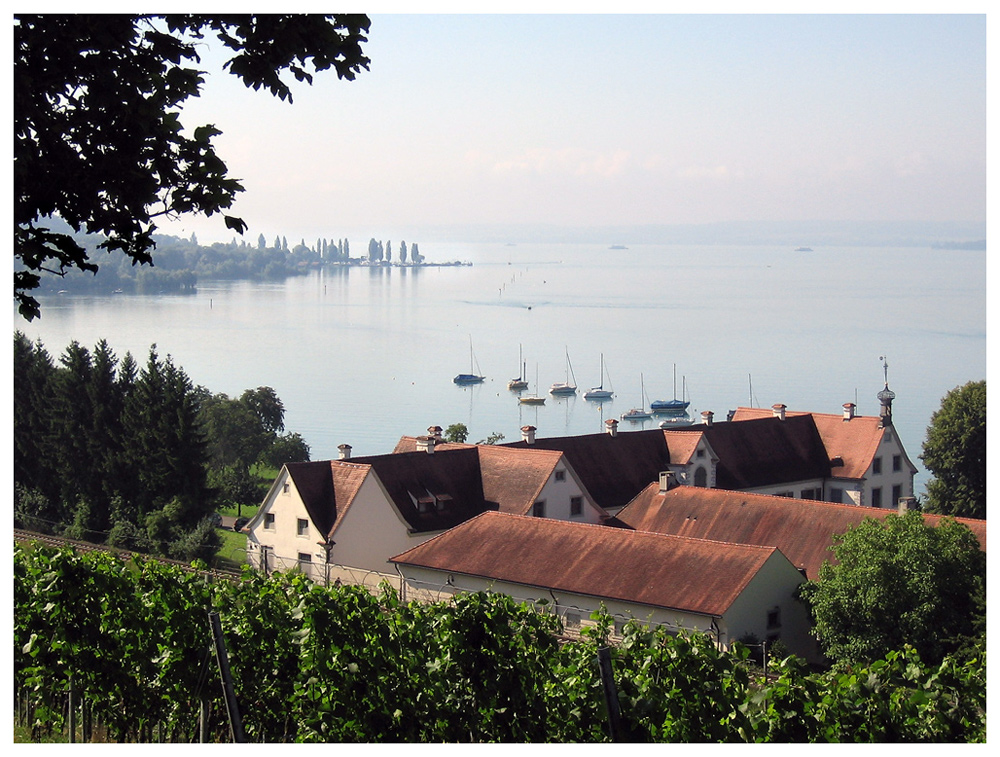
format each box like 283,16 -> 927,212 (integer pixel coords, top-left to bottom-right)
675,165 -> 742,181
467,147 -> 632,179
893,152 -> 929,177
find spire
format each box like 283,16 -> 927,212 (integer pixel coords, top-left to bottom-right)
877,356 -> 895,427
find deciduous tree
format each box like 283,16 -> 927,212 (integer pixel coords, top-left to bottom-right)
920,380 -> 986,519
798,510 -> 985,666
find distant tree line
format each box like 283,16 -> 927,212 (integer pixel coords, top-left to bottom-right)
365,238 -> 423,264
13,333 -> 310,561
20,222 -> 434,298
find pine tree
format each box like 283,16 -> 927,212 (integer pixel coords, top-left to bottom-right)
13,332 -> 57,500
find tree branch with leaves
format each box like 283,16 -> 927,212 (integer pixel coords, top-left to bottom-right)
14,14 -> 370,319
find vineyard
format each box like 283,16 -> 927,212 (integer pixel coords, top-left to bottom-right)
14,540 -> 986,743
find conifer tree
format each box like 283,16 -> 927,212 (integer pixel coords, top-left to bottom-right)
13,332 -> 57,501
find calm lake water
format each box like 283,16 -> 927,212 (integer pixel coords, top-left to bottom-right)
14,243 -> 987,498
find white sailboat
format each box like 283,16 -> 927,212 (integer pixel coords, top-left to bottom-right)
621,374 -> 652,421
583,353 -> 614,400
519,364 -> 546,405
507,344 -> 528,391
549,347 -> 578,395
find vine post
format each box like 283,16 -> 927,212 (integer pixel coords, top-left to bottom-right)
209,612 -> 247,743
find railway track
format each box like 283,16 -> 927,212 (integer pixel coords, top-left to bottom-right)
14,528 -> 243,580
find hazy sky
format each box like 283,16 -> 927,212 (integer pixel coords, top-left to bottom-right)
160,11 -> 987,244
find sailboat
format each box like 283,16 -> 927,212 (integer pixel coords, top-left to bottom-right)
583,353 -> 614,400
519,364 -> 546,405
453,337 -> 485,385
507,344 -> 529,391
621,374 -> 652,421
651,364 -> 690,413
549,347 -> 578,395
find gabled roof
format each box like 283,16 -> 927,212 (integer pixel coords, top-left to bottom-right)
393,437 -> 571,516
285,460 -> 368,538
616,485 -> 987,580
475,445 -> 567,515
667,415 -> 832,488
660,430 -> 703,465
391,511 -> 786,618
730,406 -> 906,479
501,429 -> 673,511
350,447 -> 496,533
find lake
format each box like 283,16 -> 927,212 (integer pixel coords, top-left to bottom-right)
14,242 -> 987,497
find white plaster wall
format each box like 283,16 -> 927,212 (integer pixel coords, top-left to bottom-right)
332,474 -> 447,574
531,462 -> 603,523
721,551 -> 819,663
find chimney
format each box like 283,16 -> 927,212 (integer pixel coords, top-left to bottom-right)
337,443 -> 352,460
772,403 -> 786,420
415,435 -> 436,454
521,425 -> 536,445
427,425 -> 443,440
605,418 -> 619,437
701,410 -> 714,426
843,403 -> 856,421
659,470 -> 676,493
897,496 -> 917,513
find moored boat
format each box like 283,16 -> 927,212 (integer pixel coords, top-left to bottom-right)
453,337 -> 485,385
549,348 -> 578,395
583,353 -> 614,400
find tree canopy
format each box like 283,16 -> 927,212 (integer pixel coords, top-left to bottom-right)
920,380 -> 986,519
14,14 -> 370,320
798,510 -> 985,667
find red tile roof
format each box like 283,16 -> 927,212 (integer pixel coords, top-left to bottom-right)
285,460 -> 367,538
730,406 -> 903,479
616,485 -> 986,580
391,511 -> 785,617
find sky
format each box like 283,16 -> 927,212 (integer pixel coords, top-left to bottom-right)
138,9 -> 987,245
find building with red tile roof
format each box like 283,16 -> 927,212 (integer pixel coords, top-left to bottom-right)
615,482 -> 985,581
244,434 -> 608,582
390,511 -> 817,661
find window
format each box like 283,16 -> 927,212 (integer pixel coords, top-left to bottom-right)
694,466 -> 708,487
264,513 -> 275,530
892,484 -> 902,504
564,611 -> 581,630
696,448 -> 705,458
872,457 -> 882,475
800,488 -> 820,500
570,496 -> 583,516
282,481 -> 290,494
829,488 -> 844,504
767,607 -> 781,629
775,491 -> 793,498
297,518 -> 309,537
871,487 -> 882,508
532,500 -> 546,517
893,455 -> 902,472
555,470 -> 566,482
297,552 -> 312,564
